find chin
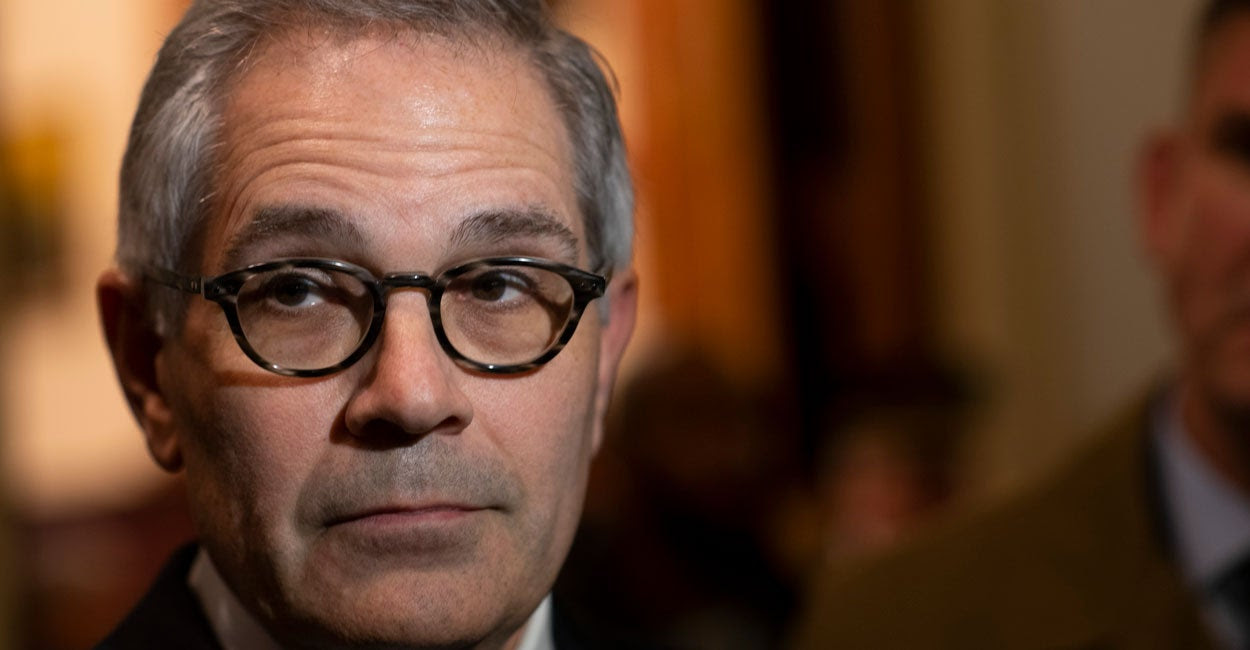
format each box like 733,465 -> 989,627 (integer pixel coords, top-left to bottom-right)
277,605 -> 507,649
272,569 -> 532,649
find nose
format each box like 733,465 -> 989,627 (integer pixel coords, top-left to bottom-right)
342,291 -> 473,442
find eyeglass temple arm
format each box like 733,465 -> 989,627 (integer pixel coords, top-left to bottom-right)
145,266 -> 204,295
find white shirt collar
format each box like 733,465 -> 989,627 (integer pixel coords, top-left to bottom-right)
1154,391 -> 1250,585
187,548 -> 555,650
1153,390 -> 1250,648
187,550 -> 282,650
516,595 -> 556,650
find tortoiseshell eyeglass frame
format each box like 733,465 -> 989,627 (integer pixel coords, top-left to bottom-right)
145,256 -> 608,377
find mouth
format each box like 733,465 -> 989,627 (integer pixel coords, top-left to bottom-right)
326,503 -> 489,528
318,502 -> 495,557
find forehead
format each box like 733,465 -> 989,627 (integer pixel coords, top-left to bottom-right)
202,27 -> 580,268
1193,15 -> 1250,124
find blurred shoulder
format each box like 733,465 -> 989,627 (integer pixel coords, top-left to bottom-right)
790,400 -> 1163,650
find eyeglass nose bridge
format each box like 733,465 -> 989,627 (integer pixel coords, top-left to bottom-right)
379,272 -> 437,291
372,272 -> 445,327
365,272 -> 465,374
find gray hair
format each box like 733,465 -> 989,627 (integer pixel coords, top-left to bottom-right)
117,0 -> 633,327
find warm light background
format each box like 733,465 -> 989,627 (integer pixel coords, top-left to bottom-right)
916,0 -> 1192,492
0,0 -> 1205,646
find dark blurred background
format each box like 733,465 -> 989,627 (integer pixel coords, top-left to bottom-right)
0,0 -> 1201,647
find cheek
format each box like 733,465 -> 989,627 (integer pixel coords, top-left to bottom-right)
476,370 -> 598,475
472,332 -> 602,498
172,357 -> 346,547
1173,170 -> 1250,294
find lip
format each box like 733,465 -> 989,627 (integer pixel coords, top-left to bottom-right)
326,503 -> 488,528
319,502 -> 493,556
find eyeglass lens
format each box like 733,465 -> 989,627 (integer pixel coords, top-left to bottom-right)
233,263 -> 575,372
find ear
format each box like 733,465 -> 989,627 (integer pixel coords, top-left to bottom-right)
97,268 -> 184,472
1138,131 -> 1185,269
589,266 -> 638,454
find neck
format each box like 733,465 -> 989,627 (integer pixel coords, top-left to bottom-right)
1180,379 -> 1250,497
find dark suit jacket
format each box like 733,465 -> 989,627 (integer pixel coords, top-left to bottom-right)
94,543 -> 624,649
792,397 -> 1217,650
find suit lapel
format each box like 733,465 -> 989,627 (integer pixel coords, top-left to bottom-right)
94,544 -> 220,649
1038,394 -> 1214,649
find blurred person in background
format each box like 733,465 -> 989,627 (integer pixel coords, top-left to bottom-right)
793,1 -> 1250,648
813,407 -> 958,564
557,346 -> 801,649
92,0 -> 640,648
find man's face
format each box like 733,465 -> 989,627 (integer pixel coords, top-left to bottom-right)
145,31 -> 631,648
1145,15 -> 1250,421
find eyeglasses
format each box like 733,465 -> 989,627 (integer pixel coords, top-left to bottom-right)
146,256 -> 608,377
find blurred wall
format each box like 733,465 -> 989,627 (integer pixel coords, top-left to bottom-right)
918,0 -> 1200,496
561,0 -> 781,387
0,0 -> 181,518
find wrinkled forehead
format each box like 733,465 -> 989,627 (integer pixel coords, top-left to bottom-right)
230,20 -> 525,92
197,26 -> 581,271
219,26 -> 563,158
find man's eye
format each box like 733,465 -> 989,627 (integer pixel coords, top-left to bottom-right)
1212,114 -> 1250,167
263,275 -> 323,308
469,271 -> 528,302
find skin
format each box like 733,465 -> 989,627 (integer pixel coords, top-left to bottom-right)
98,29 -> 636,649
1141,14 -> 1250,494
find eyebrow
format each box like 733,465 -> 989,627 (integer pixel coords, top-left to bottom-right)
222,205 -> 367,268
447,208 -> 580,261
221,204 -> 580,269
